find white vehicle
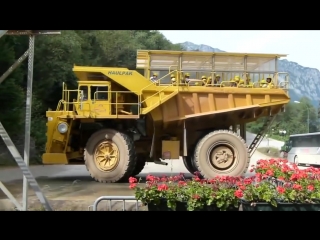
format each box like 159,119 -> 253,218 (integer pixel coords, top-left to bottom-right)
286,132 -> 320,167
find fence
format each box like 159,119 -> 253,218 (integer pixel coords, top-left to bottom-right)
88,196 -> 144,211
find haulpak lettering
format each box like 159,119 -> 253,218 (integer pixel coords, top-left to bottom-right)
107,71 -> 133,76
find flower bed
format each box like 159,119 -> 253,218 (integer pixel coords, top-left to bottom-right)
128,159 -> 320,211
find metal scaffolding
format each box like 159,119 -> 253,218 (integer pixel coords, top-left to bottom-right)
0,30 -> 61,211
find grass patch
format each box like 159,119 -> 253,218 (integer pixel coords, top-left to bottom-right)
257,147 -> 280,158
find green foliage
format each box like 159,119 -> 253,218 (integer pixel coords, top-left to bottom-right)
247,97 -> 320,137
0,30 -> 181,160
241,180 -> 278,207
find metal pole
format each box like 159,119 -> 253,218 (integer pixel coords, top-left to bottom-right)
0,50 -> 29,84
22,35 -> 35,211
0,181 -> 22,210
307,107 -> 310,133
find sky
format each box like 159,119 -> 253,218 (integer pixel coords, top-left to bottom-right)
159,30 -> 320,70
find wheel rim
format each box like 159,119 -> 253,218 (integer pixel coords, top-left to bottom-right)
207,142 -> 236,172
94,140 -> 120,172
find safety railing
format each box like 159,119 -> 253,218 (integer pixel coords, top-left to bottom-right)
56,90 -> 140,118
140,85 -> 173,108
93,91 -> 140,117
185,78 -> 289,90
140,70 -> 179,94
88,196 -> 143,211
57,89 -> 82,112
187,79 -> 205,86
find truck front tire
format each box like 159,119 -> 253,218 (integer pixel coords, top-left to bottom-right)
194,130 -> 249,179
84,129 -> 137,183
131,153 -> 147,176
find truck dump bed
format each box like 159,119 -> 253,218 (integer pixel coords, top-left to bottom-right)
71,50 -> 289,125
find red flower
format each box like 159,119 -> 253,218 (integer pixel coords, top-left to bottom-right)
208,179 -> 216,184
255,173 -> 262,182
244,178 -> 252,185
192,194 -> 200,199
194,177 -> 201,182
129,183 -> 137,189
266,170 -> 274,176
278,176 -> 285,181
158,184 -> 168,191
234,190 -> 243,198
178,181 -> 187,186
160,177 -> 167,182
307,185 -> 315,191
277,186 -> 286,194
293,184 -> 302,191
129,177 -> 137,183
146,175 -> 155,182
290,174 -> 299,181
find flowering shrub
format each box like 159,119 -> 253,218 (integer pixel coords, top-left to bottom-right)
129,172 -> 239,211
235,176 -> 278,206
129,159 -> 320,211
235,159 -> 320,205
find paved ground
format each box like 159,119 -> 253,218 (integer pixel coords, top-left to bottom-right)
0,149 -> 269,211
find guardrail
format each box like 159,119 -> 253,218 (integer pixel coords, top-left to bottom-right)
88,196 -> 143,211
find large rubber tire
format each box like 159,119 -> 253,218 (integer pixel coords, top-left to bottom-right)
183,156 -> 197,175
132,154 -> 147,176
194,130 -> 249,179
84,129 -> 136,183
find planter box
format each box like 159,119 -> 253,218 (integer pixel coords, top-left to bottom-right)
148,200 -> 239,211
242,201 -> 320,211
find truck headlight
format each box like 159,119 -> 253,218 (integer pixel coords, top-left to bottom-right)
57,122 -> 68,134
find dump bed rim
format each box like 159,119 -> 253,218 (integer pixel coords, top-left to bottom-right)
137,50 -> 288,58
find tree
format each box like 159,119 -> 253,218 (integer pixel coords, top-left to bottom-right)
247,97 -> 318,140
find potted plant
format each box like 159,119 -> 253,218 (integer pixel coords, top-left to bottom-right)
235,175 -> 279,211
129,173 -> 240,211
237,159 -> 320,211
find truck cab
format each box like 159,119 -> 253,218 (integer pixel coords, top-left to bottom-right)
76,81 -> 111,117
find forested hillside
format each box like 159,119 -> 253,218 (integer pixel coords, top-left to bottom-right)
0,30 -> 182,164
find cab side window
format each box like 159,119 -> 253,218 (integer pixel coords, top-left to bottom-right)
91,86 -> 108,100
79,86 -> 88,101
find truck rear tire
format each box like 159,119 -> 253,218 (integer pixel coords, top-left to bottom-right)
183,156 -> 197,175
132,154 -> 147,176
84,129 -> 136,183
194,130 -> 249,179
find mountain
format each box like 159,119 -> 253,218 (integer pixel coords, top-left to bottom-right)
180,41 -> 320,107
181,41 -> 225,52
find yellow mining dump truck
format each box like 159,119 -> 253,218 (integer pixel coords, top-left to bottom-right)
42,50 -> 290,183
